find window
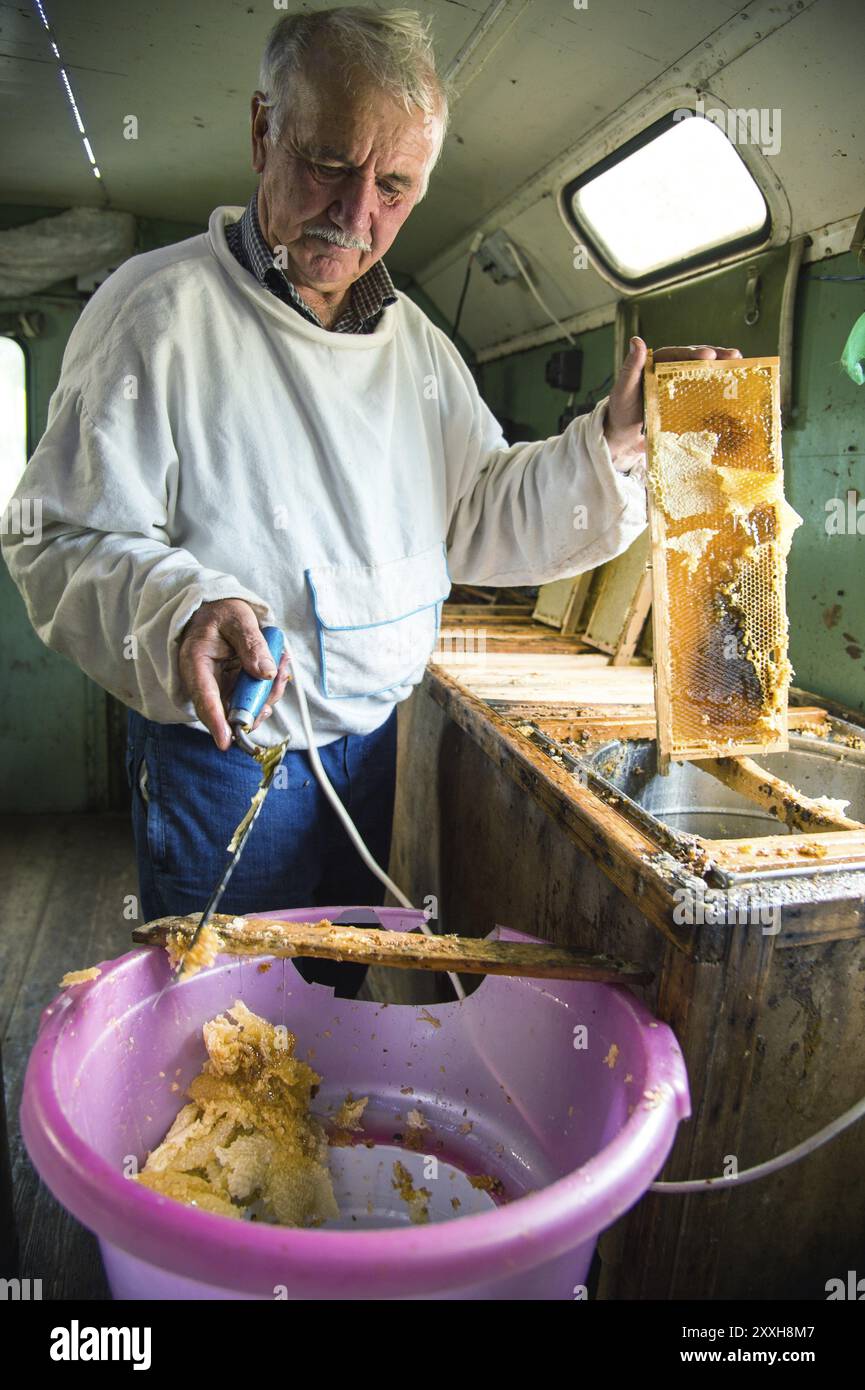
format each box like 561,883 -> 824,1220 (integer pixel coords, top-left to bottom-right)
0,337 -> 27,510
562,110 -> 770,288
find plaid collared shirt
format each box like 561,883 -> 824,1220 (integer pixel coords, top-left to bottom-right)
225,195 -> 397,334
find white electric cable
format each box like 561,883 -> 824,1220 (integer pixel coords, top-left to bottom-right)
650,1092 -> 865,1193
284,646 -> 466,1001
505,238 -> 576,346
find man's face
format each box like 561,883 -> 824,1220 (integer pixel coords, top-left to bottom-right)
251,47 -> 436,295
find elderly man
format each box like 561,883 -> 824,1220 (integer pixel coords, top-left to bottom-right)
3,8 -> 738,993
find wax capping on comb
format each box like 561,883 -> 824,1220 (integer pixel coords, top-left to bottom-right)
135,1000 -> 344,1226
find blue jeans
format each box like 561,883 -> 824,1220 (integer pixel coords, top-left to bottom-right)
126,707 -> 398,997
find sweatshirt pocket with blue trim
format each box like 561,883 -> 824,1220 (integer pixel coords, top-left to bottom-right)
305,543 -> 451,700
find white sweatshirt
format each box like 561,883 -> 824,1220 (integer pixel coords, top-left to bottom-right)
2,206 -> 647,749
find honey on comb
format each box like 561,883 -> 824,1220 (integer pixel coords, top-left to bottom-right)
646,357 -> 802,761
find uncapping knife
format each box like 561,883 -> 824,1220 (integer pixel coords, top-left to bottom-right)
173,625 -> 288,978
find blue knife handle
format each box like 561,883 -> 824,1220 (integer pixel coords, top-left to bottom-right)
228,626 -> 285,727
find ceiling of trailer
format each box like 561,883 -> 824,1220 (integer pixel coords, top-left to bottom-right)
1,0 -> 862,354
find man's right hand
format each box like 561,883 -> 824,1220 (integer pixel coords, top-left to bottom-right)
178,598 -> 291,750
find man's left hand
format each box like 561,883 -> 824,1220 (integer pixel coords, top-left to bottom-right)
603,337 -> 743,462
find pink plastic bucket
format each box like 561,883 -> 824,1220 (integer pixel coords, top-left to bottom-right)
21,907 -> 689,1300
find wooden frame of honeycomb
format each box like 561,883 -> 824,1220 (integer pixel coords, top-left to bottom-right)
644,353 -> 801,770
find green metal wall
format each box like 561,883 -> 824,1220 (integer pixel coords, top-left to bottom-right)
479,250 -> 865,716
478,322 -> 615,442
785,253 -> 864,714
1,288 -> 107,811
0,210 -> 200,813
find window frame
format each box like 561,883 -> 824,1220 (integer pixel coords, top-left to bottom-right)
0,333 -> 30,510
561,108 -> 773,292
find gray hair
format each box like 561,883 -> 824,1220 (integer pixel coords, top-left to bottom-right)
257,7 -> 448,197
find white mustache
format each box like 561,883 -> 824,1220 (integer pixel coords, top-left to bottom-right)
304,225 -> 371,253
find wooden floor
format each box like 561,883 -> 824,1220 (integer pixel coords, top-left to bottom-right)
1,813 -> 139,1300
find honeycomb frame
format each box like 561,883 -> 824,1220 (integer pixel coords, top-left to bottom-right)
644,353 -> 798,769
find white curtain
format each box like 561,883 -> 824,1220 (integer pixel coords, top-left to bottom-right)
0,207 -> 136,298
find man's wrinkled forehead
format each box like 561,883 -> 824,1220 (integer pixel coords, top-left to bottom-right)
287,51 -> 432,182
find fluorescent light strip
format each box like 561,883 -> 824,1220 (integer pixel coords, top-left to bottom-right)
33,0 -> 102,180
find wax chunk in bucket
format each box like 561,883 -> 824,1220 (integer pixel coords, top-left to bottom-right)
22,907 -> 689,1301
